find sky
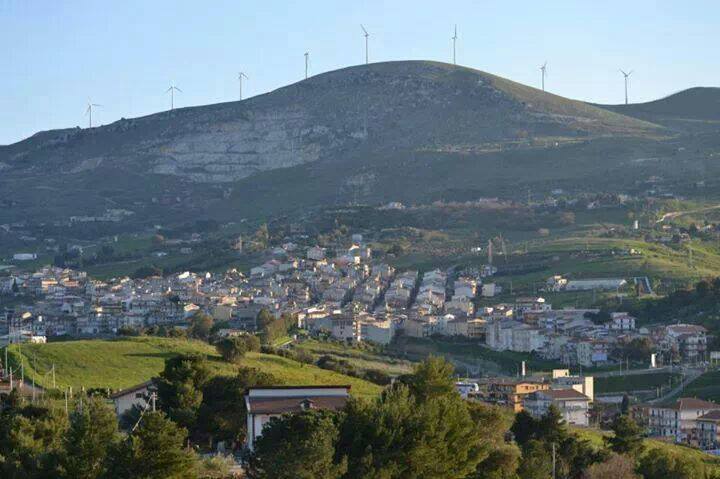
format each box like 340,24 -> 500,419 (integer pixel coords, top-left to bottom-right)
1,0 -> 718,145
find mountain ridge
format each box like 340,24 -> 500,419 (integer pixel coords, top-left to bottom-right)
1,60 -> 714,229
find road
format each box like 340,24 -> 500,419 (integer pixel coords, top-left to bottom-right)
647,367 -> 704,404
656,204 -> 720,223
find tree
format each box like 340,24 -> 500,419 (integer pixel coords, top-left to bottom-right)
0,403 -> 68,478
58,397 -> 119,479
538,404 -> 567,445
108,412 -> 198,479
196,367 -> 277,448
155,354 -> 210,433
339,385 -> 483,479
404,356 -> 457,401
256,309 -> 275,331
582,454 -> 639,479
606,415 -> 644,457
215,337 -> 248,363
620,395 -> 630,415
188,313 -> 214,341
517,440 -> 552,479
636,448 -> 705,479
510,410 -> 538,447
471,444 -> 520,479
246,410 -> 347,479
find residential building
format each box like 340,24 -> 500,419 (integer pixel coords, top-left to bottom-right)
244,386 -> 350,451
523,389 -> 590,426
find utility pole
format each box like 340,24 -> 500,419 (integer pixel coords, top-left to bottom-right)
64,388 -> 68,414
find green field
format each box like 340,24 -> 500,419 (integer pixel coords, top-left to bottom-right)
5,337 -> 382,398
595,372 -> 681,395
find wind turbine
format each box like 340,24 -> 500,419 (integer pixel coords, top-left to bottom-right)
304,52 -> 310,79
85,100 -> 101,128
540,61 -> 548,91
451,25 -> 458,65
165,82 -> 182,110
361,25 -> 369,64
620,69 -> 633,105
238,72 -> 248,100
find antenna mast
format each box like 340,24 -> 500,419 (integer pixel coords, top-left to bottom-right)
304,52 -> 309,79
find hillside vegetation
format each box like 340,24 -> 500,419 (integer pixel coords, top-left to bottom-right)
5,337 -> 381,398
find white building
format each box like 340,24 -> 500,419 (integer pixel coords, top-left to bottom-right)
110,380 -> 155,417
244,386 -> 350,451
523,389 -> 590,426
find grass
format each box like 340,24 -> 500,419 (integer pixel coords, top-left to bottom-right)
574,427 -> 720,472
680,370 -> 720,403
595,373 -> 681,394
5,337 -> 382,399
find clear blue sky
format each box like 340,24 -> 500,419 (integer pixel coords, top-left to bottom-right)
1,0 -> 718,145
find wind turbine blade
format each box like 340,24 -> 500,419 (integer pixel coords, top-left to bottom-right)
175,87 -> 183,93
165,87 -> 172,93
628,70 -> 634,76
361,24 -> 368,35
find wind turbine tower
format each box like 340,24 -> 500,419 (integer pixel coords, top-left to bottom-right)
451,25 -> 458,65
165,83 -> 182,110
361,25 -> 369,64
304,52 -> 310,80
238,72 -> 248,100
540,61 -> 548,91
620,69 -> 633,105
85,100 -> 101,128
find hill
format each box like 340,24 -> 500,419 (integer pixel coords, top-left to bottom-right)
575,427 -> 720,473
599,87 -> 720,131
4,337 -> 382,399
0,60 -> 672,230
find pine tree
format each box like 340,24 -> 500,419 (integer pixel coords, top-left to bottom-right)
606,414 -> 644,457
246,410 -> 347,479
155,354 -> 210,433
109,411 -> 198,479
59,397 -> 119,479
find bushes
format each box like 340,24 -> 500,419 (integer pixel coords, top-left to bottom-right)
215,335 -> 261,363
314,355 -> 391,386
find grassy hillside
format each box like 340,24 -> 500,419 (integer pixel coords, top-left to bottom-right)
292,339 -> 415,377
574,427 -> 720,472
679,370 -> 720,403
5,337 -> 382,398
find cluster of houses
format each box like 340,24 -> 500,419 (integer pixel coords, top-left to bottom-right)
633,397 -> 720,450
1,243 -> 709,372
458,369 -> 595,427
483,298 -> 707,368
